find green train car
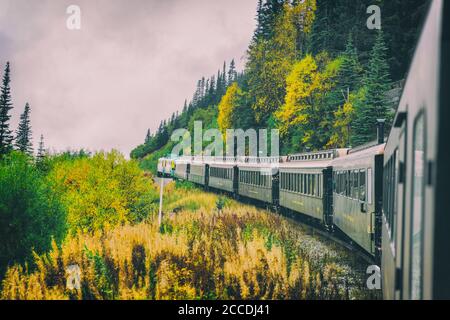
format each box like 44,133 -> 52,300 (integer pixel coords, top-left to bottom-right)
237,163 -> 278,205
278,150 -> 345,227
187,161 -> 208,186
331,143 -> 385,255
208,162 -> 237,193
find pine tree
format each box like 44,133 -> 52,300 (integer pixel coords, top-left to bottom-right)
37,134 -> 46,160
145,129 -> 151,144
259,0 -> 286,41
253,0 -> 265,42
15,103 -> 33,155
0,62 -> 13,156
339,33 -> 362,93
222,61 -> 227,88
352,30 -> 392,146
228,59 -> 237,84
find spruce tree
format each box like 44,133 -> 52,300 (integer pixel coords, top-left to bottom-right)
15,102 -> 33,155
352,30 -> 392,146
253,0 -> 264,42
228,59 -> 237,84
0,62 -> 13,156
222,61 -> 227,88
37,134 -> 46,160
145,129 -> 151,144
340,34 -> 362,93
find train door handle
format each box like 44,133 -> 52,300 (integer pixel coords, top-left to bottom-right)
360,202 -> 367,213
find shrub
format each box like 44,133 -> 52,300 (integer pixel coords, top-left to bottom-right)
0,152 -> 66,278
46,150 -> 159,234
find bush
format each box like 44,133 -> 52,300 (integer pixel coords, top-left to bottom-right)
0,152 -> 66,278
46,150 -> 159,234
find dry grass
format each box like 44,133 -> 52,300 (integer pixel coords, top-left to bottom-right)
1,182 -> 374,300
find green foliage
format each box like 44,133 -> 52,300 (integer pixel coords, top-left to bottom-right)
352,31 -> 393,146
275,54 -> 343,151
247,2 -> 314,125
15,103 -> 33,155
0,62 -> 13,156
0,152 -> 66,277
47,150 -> 159,234
84,246 -> 116,300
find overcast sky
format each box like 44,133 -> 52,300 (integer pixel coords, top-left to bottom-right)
0,0 -> 257,156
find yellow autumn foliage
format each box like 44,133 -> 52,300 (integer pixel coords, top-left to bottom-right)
218,82 -> 242,133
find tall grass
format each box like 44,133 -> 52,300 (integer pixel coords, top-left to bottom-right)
1,183 -> 374,300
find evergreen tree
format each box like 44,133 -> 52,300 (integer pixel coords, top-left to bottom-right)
253,0 -> 265,42
37,134 -> 46,160
145,129 -> 151,144
352,30 -> 392,146
222,61 -> 227,88
15,102 -> 33,155
228,59 -> 237,84
0,62 -> 13,156
339,33 -> 362,93
258,0 -> 287,41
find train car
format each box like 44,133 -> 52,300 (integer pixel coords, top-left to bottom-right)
174,158 -> 189,180
157,158 -> 175,178
188,160 -> 209,186
382,0 -> 450,300
208,162 -> 237,193
331,142 -> 385,256
278,150 -> 347,227
237,162 -> 279,205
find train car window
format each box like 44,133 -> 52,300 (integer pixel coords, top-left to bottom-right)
346,172 -> 349,197
337,172 -> 341,194
336,173 -> 339,194
301,174 -> 304,194
353,171 -> 359,200
359,170 -> 366,202
411,113 -> 425,300
308,175 -> 312,195
367,168 -> 373,205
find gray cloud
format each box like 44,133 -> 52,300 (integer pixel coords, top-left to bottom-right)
0,0 -> 256,156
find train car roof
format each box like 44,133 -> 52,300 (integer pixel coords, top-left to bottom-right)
331,143 -> 385,169
278,159 -> 334,169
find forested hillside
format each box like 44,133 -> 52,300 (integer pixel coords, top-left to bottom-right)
131,0 -> 429,166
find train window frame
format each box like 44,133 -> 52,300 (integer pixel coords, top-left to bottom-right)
354,170 -> 360,201
410,111 -> 426,300
359,169 -> 366,202
367,168 -> 373,205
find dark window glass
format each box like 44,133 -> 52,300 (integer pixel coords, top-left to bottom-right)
359,170 -> 366,202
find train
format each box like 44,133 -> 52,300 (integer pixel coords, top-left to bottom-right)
157,0 -> 449,300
